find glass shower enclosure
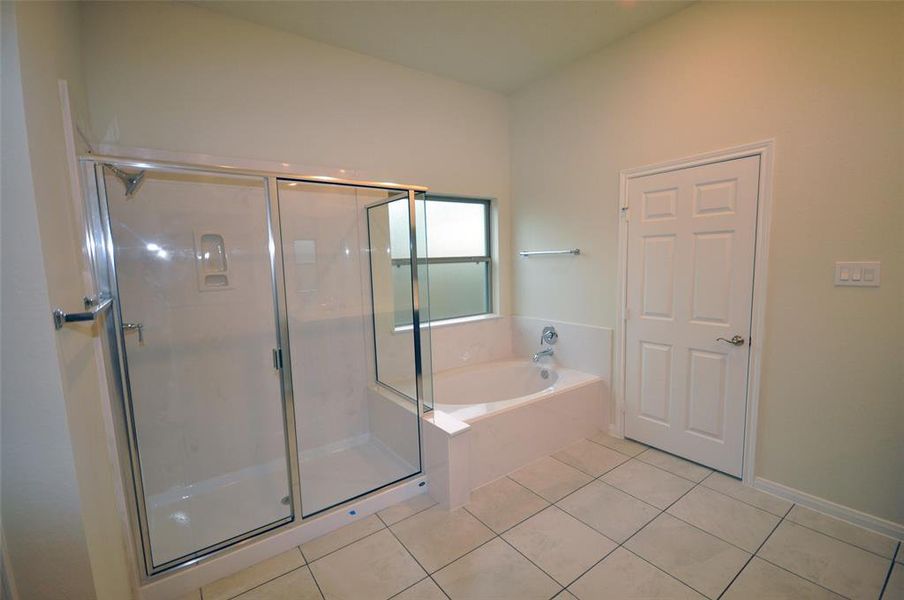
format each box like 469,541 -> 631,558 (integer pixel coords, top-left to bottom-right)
82,158 -> 431,575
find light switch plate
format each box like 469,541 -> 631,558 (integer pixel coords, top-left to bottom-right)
834,261 -> 880,287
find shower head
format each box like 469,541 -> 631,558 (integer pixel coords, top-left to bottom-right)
105,164 -> 146,197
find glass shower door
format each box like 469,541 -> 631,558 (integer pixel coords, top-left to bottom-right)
277,181 -> 424,516
102,166 -> 293,571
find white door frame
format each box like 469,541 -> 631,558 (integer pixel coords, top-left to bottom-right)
614,140 -> 775,485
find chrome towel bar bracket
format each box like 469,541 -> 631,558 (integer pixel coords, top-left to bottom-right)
519,249 -> 581,257
52,296 -> 114,330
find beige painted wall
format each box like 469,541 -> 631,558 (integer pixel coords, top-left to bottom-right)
511,1 -> 903,523
78,0 -> 511,315
2,2 -> 135,598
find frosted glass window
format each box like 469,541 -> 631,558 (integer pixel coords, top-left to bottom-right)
394,195 -> 492,325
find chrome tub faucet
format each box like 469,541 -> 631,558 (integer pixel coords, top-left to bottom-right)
531,325 -> 558,363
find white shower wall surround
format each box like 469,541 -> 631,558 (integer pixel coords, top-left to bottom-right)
278,184 -> 376,453
511,316 -> 612,379
422,315 -> 612,377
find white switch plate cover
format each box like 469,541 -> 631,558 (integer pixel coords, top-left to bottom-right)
834,261 -> 880,287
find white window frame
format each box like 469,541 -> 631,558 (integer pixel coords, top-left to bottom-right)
393,194 -> 493,328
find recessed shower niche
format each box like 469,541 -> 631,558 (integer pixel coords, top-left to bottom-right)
194,231 -> 230,290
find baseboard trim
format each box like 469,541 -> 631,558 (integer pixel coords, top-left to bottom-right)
754,477 -> 903,541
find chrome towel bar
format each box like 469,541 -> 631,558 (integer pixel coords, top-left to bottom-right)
52,296 -> 114,330
519,249 -> 581,257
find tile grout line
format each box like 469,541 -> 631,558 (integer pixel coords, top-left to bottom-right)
583,434 -> 648,457
561,476 -> 709,599
459,505 -> 567,597
715,503 -> 790,599
606,477 -> 720,599
378,511 -> 452,599
585,436 -> 715,484
633,455 -> 715,484
779,515 -> 900,561
221,564 -> 313,600
497,536 -> 569,599
505,471 -> 573,503
550,454 -> 633,480
669,469 -> 898,563
464,479 -> 551,535
615,547 -> 711,599
877,541 -> 900,600
297,498 -> 438,568
386,576 -> 434,600
575,451 -> 878,569
753,554 -> 856,600
748,503 -> 858,600
587,450 -> 708,486
379,498 -> 439,529
217,546 -> 308,600
303,563 -> 328,600
696,473 -> 793,517
300,522 -> 387,565
661,504 -> 773,556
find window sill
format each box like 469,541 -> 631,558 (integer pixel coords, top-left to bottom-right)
393,313 -> 503,335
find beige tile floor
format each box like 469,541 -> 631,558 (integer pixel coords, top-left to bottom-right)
184,433 -> 902,600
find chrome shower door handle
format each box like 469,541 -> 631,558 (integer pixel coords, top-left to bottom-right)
122,322 -> 144,344
52,296 -> 114,330
716,335 -> 745,346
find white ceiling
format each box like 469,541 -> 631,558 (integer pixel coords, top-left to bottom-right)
200,1 -> 693,94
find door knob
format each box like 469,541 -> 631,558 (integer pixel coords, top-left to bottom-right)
716,335 -> 745,346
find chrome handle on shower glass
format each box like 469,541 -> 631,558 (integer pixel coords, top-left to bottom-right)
52,296 -> 114,330
717,335 -> 745,346
122,322 -> 144,344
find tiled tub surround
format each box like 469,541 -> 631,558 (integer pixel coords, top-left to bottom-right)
387,314 -> 612,377
511,316 -> 612,379
181,432 -> 902,600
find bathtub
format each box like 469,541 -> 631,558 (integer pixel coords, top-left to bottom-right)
427,359 -> 609,493
433,360 -> 598,422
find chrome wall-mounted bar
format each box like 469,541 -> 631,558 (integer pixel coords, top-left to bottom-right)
519,249 -> 581,257
391,256 -> 490,267
52,296 -> 114,330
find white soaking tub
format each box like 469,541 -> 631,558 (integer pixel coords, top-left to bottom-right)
434,360 -> 596,422
429,359 -> 608,490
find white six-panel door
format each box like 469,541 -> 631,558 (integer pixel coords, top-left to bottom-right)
624,156 -> 760,476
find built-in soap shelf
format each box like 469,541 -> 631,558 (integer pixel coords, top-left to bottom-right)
194,230 -> 231,291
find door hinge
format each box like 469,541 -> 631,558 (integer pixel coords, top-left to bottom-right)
624,308 -> 631,321
272,348 -> 283,370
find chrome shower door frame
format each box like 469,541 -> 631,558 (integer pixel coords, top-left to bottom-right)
79,155 -> 429,580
